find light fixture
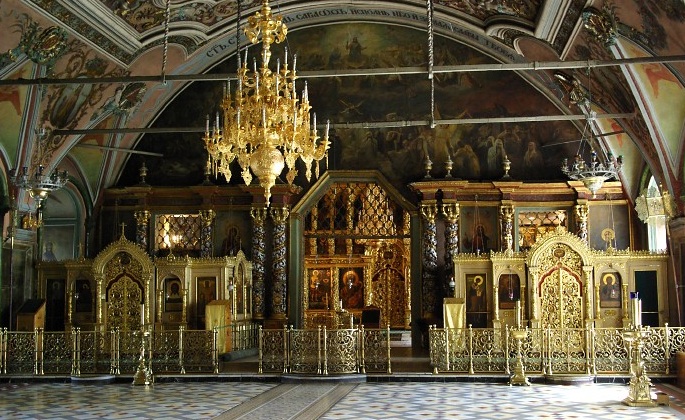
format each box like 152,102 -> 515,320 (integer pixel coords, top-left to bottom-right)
560,117 -> 622,197
203,0 -> 330,205
10,128 -> 68,209
560,71 -> 622,198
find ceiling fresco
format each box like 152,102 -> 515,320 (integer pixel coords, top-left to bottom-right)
117,23 -> 583,197
0,0 -> 684,213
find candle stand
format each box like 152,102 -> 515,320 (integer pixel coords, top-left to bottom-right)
133,329 -> 154,386
622,325 -> 655,406
509,327 -> 530,386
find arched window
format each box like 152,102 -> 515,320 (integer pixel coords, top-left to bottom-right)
636,177 -> 668,252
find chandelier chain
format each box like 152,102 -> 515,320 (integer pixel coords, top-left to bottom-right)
162,0 -> 171,84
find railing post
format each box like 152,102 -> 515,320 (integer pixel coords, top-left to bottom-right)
0,328 -> 6,374
504,326 -> 510,375
284,325 -> 290,374
665,324 -> 671,374
213,327 -> 219,374
316,325 -> 322,375
546,327 -> 552,375
587,325 -> 592,375
386,325 -> 392,374
323,325 -> 328,375
468,325 -> 474,375
258,325 -> 263,374
71,328 -> 80,376
179,326 -> 186,374
429,325 -> 438,374
444,326 -> 449,372
35,328 -> 42,375
359,325 -> 365,374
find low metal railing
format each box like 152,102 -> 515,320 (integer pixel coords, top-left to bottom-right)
0,327 -> 219,376
429,324 -> 684,375
258,325 -> 392,375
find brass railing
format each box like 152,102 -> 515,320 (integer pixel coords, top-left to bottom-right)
230,322 -> 259,351
0,327 -> 218,376
429,325 -> 684,375
258,325 -> 392,375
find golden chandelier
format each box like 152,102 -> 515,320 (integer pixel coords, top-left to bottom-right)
203,0 -> 330,204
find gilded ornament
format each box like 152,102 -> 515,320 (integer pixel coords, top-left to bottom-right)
581,4 -> 619,48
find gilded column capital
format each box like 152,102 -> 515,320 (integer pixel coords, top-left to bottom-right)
199,209 -> 216,226
441,201 -> 460,223
271,206 -> 290,224
581,4 -> 619,49
251,206 -> 268,222
134,210 -> 150,224
420,202 -> 439,223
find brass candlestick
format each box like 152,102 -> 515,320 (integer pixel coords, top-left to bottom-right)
622,325 -> 655,407
132,329 -> 154,386
509,327 -> 530,386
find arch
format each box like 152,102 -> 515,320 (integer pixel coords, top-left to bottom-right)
92,234 -> 155,330
526,227 -> 594,269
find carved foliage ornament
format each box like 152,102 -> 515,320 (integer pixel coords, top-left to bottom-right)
582,4 -> 619,48
7,17 -> 69,67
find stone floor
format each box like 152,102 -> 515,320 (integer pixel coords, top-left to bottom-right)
3,347 -> 685,419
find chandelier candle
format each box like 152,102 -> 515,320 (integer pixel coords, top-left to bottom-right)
203,0 -> 329,205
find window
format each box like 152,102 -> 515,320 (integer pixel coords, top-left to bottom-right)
636,177 -> 668,252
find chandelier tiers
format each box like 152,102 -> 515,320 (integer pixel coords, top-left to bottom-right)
203,0 -> 330,205
561,149 -> 623,198
11,163 -> 69,207
560,109 -> 623,198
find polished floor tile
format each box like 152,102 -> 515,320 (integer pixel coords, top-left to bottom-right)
1,381 -> 685,419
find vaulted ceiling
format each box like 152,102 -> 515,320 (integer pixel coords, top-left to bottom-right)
0,0 -> 684,217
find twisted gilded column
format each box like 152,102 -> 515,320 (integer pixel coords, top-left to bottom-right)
442,201 -> 459,294
309,207 -> 318,256
251,207 -> 268,320
199,209 -> 216,258
575,204 -> 589,244
271,206 -> 289,319
134,210 -> 150,251
420,201 -> 439,318
500,204 -> 514,254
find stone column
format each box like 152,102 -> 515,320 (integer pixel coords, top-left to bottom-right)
251,207 -> 268,320
575,204 -> 589,244
442,201 -> 460,293
199,209 -> 216,258
500,204 -> 514,254
270,206 -> 290,319
420,201 -> 439,318
134,210 -> 150,251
